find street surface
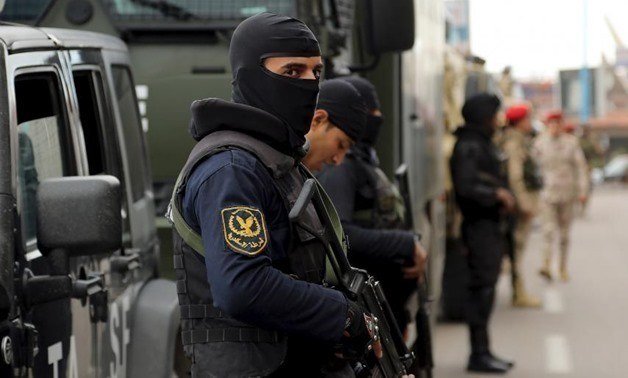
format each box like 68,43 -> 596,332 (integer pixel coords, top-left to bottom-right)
433,184 -> 628,377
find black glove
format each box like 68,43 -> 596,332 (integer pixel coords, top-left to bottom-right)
338,300 -> 377,360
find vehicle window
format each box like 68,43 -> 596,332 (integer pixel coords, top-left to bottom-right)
0,1 -> 295,25
15,72 -> 72,243
100,0 -> 294,22
73,69 -> 132,238
111,65 -> 149,202
73,70 -> 107,175
0,0 -> 53,24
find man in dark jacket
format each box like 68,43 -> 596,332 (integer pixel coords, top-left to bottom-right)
169,13 -> 379,377
450,93 -> 516,373
317,76 -> 427,334
303,78 -> 367,172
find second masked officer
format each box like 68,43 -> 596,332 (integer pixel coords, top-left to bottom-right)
317,76 -> 428,334
303,78 -> 367,172
168,13 -> 378,377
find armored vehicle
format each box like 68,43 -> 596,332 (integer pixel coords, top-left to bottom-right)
0,1 -> 446,293
0,25 -> 180,377
2,3 -> 447,375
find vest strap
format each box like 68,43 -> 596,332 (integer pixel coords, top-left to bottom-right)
173,254 -> 184,269
170,173 -> 206,255
181,328 -> 281,345
180,304 -> 225,319
299,168 -> 349,286
176,280 -> 187,294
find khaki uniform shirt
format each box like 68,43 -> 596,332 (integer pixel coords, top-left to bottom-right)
443,132 -> 462,238
532,132 -> 589,204
503,128 -> 538,215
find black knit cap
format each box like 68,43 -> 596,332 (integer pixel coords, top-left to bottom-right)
341,76 -> 381,111
316,79 -> 367,142
462,93 -> 501,127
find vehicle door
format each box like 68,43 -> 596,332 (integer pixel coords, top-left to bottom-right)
100,49 -> 156,250
99,48 -> 159,377
63,47 -> 157,377
8,47 -> 86,377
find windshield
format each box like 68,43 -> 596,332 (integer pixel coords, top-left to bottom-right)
0,0 -> 53,23
0,0 -> 295,24
102,0 -> 294,22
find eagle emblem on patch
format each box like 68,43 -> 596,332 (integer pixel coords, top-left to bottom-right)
221,206 -> 268,256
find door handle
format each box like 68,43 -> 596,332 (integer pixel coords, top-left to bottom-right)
110,249 -> 141,275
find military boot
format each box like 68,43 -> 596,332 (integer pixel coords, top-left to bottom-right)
512,278 -> 542,308
539,258 -> 553,281
467,327 -> 512,374
560,251 -> 569,282
560,270 -> 570,282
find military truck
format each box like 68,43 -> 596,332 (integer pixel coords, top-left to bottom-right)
0,24 -> 181,377
0,1 -> 446,292
3,4 -> 447,372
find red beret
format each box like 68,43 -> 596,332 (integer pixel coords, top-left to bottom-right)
506,104 -> 529,124
545,110 -> 563,122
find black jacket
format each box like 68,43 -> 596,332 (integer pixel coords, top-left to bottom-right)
317,145 -> 415,264
450,125 -> 506,222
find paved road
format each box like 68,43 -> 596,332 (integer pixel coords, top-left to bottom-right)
432,185 -> 628,377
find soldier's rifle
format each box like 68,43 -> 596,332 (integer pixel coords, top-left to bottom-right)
289,177 -> 414,378
394,164 -> 434,378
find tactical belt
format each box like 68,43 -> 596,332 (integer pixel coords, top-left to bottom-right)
180,304 -> 225,319
182,328 -> 281,345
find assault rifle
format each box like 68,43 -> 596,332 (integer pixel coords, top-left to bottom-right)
394,164 -> 434,378
289,178 -> 414,377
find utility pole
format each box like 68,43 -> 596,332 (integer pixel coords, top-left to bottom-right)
579,0 -> 590,123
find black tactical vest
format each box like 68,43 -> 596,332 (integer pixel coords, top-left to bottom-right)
168,131 -> 329,376
351,151 -> 405,230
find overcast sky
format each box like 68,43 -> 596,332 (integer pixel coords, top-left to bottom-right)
469,0 -> 628,80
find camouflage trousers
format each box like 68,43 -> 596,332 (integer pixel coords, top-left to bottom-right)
513,214 -> 534,280
541,201 -> 575,270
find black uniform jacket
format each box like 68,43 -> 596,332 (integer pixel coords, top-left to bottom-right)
317,145 -> 414,264
450,125 -> 505,222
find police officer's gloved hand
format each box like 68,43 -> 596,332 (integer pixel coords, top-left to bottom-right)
337,300 -> 379,361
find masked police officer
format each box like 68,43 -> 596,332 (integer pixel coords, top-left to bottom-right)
303,78 -> 366,172
168,13 -> 378,377
450,93 -> 515,373
316,76 -> 428,334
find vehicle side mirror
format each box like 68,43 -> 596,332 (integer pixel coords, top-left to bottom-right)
364,0 -> 415,54
36,176 -> 122,256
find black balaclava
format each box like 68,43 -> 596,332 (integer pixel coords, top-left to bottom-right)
341,76 -> 383,146
316,79 -> 367,142
461,93 -> 501,137
230,12 -> 321,154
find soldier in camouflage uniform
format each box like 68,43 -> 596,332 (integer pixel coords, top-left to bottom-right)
578,124 -> 604,214
503,105 -> 542,307
532,111 -> 589,282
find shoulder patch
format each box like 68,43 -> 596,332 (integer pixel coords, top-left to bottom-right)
221,206 -> 268,256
